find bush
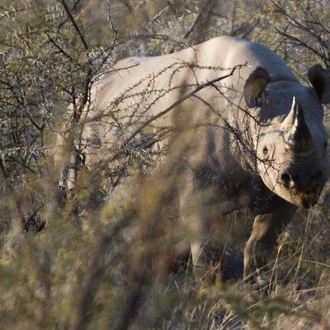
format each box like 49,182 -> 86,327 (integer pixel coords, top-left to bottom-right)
0,1 -> 330,329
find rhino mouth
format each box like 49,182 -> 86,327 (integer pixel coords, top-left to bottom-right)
301,195 -> 318,209
279,175 -> 323,208
295,190 -> 320,209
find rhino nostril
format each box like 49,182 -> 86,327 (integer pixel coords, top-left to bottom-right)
281,173 -> 292,188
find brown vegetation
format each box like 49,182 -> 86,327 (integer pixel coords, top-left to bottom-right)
0,1 -> 330,329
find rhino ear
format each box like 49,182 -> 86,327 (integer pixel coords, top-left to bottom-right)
307,64 -> 330,104
244,67 -> 270,108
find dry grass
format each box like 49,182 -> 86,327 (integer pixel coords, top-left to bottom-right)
1,1 -> 330,329
1,170 -> 330,330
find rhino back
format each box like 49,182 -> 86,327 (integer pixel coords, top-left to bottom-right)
215,36 -> 298,82
91,36 -> 299,121
83,37 -> 301,175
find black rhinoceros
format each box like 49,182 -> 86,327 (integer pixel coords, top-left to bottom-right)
58,36 -> 330,281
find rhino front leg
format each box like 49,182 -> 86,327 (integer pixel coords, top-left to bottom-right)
180,192 -> 227,282
244,197 -> 297,281
189,222 -> 225,283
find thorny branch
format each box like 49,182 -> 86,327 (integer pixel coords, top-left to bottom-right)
76,62 -> 254,189
121,64 -> 246,149
58,0 -> 89,51
271,0 -> 330,69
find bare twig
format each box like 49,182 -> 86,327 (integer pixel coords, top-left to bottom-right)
121,64 -> 245,148
58,0 -> 88,51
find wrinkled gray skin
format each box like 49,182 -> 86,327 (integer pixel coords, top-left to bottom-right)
62,36 -> 330,281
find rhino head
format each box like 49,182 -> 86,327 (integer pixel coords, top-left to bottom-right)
244,65 -> 330,208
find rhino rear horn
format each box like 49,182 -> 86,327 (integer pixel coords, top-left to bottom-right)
285,97 -> 317,155
244,67 -> 270,108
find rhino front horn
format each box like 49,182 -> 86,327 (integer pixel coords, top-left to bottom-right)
284,97 -> 317,155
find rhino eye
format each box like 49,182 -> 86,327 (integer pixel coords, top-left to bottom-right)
324,141 -> 328,149
263,146 -> 268,156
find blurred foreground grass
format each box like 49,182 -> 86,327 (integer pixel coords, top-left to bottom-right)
0,171 -> 330,329
1,1 -> 330,329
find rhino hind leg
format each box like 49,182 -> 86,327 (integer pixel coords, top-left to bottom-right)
244,198 -> 297,282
